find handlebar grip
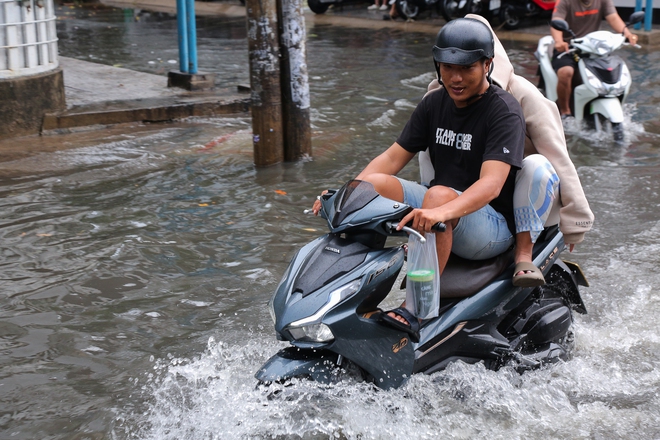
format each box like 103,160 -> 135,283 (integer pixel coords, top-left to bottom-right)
431,222 -> 446,232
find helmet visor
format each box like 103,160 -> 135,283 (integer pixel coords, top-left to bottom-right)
432,46 -> 487,66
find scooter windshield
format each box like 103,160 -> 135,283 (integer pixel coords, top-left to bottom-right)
331,180 -> 379,228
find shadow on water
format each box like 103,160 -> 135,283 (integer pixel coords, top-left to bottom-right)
0,4 -> 659,439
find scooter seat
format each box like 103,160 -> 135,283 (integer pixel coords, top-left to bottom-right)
440,248 -> 514,298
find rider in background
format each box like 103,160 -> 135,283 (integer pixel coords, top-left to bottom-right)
426,14 -> 594,286
551,0 -> 638,118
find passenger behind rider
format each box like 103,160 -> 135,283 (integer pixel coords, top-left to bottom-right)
426,14 -> 595,287
314,18 -> 527,333
551,0 -> 638,118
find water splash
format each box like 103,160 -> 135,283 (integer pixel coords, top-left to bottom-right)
119,327 -> 660,440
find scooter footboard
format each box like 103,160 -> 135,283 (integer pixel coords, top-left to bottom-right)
255,347 -> 340,384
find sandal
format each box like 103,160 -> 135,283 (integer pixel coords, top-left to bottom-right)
512,262 -> 545,287
380,307 -> 420,343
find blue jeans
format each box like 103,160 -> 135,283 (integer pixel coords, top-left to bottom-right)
395,177 -> 514,260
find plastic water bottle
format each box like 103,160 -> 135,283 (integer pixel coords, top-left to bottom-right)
407,268 -> 435,318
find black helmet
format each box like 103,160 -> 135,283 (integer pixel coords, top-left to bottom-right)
432,18 -> 494,66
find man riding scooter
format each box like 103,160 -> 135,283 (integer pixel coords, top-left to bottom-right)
314,18 -> 528,335
551,0 -> 638,119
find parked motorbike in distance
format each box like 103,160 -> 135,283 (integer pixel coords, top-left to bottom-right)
256,180 -> 588,390
535,11 -> 645,141
498,0 -> 554,30
394,0 -> 443,21
442,0 -> 499,22
306,0 -> 370,14
441,0 -> 468,21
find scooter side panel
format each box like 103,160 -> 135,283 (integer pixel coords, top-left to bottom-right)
573,84 -> 598,122
330,319 -> 416,389
321,249 -> 416,389
414,319 -> 510,374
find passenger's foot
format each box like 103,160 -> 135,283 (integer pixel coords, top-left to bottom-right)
512,262 -> 545,287
367,4 -> 378,9
379,4 -> 388,9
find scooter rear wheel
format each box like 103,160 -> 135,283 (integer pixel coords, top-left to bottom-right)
499,4 -> 522,29
498,265 -> 579,368
395,0 -> 420,19
465,0 -> 487,15
441,0 -> 464,21
307,0 -> 330,14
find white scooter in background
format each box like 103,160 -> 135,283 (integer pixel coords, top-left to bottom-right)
535,11 -> 645,141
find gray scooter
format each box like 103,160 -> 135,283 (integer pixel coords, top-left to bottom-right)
256,180 -> 588,389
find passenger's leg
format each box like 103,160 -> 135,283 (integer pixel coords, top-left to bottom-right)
513,155 -> 560,286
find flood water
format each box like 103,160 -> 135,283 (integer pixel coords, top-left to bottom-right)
1,4 -> 659,439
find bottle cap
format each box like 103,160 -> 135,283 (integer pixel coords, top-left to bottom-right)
407,269 -> 435,282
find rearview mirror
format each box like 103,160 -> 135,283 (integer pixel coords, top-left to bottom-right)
627,10 -> 645,26
550,19 -> 570,33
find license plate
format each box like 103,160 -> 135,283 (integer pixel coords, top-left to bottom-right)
490,0 -> 500,9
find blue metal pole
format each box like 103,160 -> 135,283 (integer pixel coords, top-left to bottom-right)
634,0 -> 642,30
186,0 -> 198,74
644,0 -> 652,31
176,0 -> 189,73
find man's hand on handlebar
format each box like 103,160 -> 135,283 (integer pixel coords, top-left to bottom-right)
311,190 -> 329,216
397,207 -> 446,234
624,32 -> 638,46
554,41 -> 570,53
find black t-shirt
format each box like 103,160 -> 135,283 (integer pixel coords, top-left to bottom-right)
396,85 -> 525,233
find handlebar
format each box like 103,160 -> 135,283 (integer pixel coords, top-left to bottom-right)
556,48 -> 576,59
431,222 -> 447,232
386,221 -> 446,243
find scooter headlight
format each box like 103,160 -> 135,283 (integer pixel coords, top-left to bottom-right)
288,323 -> 334,342
286,279 -> 361,343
